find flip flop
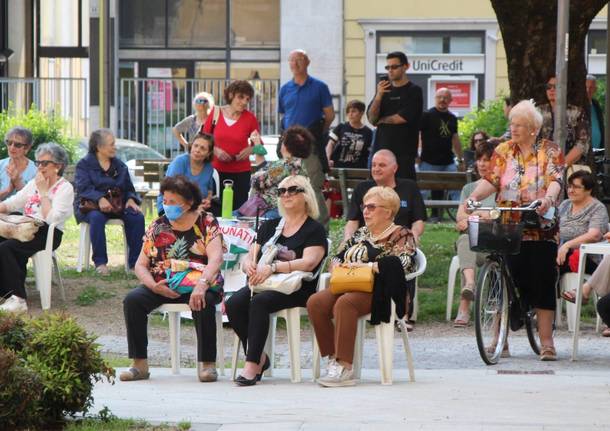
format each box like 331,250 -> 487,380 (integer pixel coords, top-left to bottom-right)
561,290 -> 589,305
453,311 -> 470,328
119,367 -> 150,382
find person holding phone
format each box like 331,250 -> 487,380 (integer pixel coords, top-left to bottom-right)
367,51 -> 423,180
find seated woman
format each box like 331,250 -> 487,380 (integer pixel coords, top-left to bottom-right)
0,143 -> 73,314
307,186 -> 417,387
121,175 -> 224,382
74,129 -> 145,275
157,132 -> 216,216
557,170 -> 608,282
453,141 -> 496,328
225,175 -> 327,386
0,126 -> 37,201
235,126 -> 312,219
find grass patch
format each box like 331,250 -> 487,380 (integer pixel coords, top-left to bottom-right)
75,285 -> 115,306
102,354 -> 133,368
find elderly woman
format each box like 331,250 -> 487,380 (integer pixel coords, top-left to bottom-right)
121,175 -> 224,382
557,170 -> 608,280
0,143 -> 73,314
203,80 -> 262,209
307,186 -> 417,387
236,125 -> 312,219
0,126 -> 37,201
467,100 -> 565,361
74,129 -> 145,275
173,91 -> 215,152
225,175 -> 327,386
453,141 -> 496,328
157,132 -> 216,216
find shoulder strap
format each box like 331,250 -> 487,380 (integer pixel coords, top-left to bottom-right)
211,106 -> 221,134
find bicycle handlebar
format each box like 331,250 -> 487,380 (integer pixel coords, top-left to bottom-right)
466,199 -> 541,212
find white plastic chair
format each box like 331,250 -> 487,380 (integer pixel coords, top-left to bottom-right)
31,222 -> 65,310
230,239 -> 332,383
76,219 -> 129,272
312,248 -> 427,385
446,255 -> 460,321
559,272 -> 601,332
155,303 -> 225,376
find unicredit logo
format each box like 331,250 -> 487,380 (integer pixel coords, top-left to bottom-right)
411,59 -> 464,72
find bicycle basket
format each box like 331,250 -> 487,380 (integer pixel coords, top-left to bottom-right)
468,220 -> 524,255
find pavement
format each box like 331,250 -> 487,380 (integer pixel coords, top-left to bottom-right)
91,328 -> 610,430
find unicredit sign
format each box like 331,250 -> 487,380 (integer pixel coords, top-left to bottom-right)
376,54 -> 485,75
411,59 -> 464,72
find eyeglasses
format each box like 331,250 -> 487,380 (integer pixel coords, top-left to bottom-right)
546,83 -> 556,90
360,203 -> 387,212
384,64 -> 404,71
34,160 -> 57,167
567,184 -> 585,190
277,186 -> 305,196
194,98 -> 208,105
5,140 -> 28,149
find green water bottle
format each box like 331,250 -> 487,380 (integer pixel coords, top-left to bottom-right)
221,179 -> 234,219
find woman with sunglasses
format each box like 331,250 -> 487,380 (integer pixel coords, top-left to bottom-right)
0,142 -> 73,314
307,186 -> 417,387
173,92 -> 215,152
225,175 -> 327,386
0,126 -> 37,201
74,129 -> 144,275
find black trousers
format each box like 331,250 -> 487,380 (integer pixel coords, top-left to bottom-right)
597,293 -> 610,327
225,286 -> 313,363
123,285 -> 221,362
0,223 -> 62,300
396,156 -> 416,180
219,171 -> 251,210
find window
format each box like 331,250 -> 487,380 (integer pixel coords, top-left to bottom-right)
379,32 -> 484,55
41,0 -> 79,46
168,0 -> 226,48
588,30 -> 607,55
449,36 -> 482,54
119,0 -> 166,47
231,0 -> 279,47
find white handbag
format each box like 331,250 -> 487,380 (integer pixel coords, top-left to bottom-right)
250,218 -> 314,295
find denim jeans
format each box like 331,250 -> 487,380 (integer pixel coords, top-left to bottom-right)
418,161 -> 460,201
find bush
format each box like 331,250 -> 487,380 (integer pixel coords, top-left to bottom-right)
458,97 -> 509,149
0,106 -> 78,162
595,79 -> 605,114
0,311 -> 115,429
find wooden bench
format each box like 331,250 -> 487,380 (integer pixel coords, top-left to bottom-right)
327,168 -> 371,217
135,159 -> 170,216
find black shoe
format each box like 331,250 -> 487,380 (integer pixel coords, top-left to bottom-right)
256,355 -> 271,382
235,374 -> 258,386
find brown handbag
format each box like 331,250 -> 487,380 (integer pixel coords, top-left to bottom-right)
78,187 -> 124,216
329,265 -> 374,294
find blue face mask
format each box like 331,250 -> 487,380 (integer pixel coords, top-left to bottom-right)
164,204 -> 185,221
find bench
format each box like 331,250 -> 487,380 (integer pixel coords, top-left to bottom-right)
327,168 -> 371,219
135,159 -> 170,216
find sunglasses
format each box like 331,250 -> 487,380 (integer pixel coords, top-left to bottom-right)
360,203 -> 387,212
473,138 -> 486,143
384,64 -> 404,71
34,160 -> 57,167
277,186 -> 305,196
5,140 -> 28,149
195,98 -> 208,105
546,84 -> 556,90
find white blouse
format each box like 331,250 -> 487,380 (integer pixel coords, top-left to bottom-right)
3,177 -> 74,231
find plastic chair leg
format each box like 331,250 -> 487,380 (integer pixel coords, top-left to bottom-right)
168,311 -> 181,375
312,334 -> 321,381
231,334 -> 240,381
121,224 -> 129,273
594,293 -> 601,333
285,308 -> 301,383
215,309 -> 224,376
411,278 -> 419,322
52,254 -> 66,302
77,223 -> 91,272
446,255 -> 460,321
33,251 -> 53,310
555,298 -> 563,327
375,319 -> 394,385
352,318 -> 365,380
397,319 -> 416,382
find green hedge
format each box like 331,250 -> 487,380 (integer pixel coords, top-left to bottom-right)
458,96 -> 508,149
0,106 -> 78,162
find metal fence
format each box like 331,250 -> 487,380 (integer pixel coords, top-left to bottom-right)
0,77 -> 88,137
118,78 -> 280,159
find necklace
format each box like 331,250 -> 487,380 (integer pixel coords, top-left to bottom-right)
369,222 -> 396,242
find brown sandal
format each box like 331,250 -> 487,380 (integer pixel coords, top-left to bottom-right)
540,345 -> 557,361
119,367 -> 150,381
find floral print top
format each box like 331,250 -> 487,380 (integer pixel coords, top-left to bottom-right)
333,226 -> 417,279
250,157 -> 305,207
485,138 -> 565,241
141,212 -> 226,293
538,103 -> 590,164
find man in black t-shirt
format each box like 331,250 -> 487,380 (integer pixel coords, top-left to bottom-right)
326,100 -> 373,169
343,149 -> 426,243
419,88 -> 464,214
367,51 -> 423,180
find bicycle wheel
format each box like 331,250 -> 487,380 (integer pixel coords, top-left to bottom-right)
525,310 -> 541,355
475,260 -> 509,365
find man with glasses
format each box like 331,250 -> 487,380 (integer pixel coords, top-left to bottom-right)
0,127 -> 37,202
367,51 -> 423,180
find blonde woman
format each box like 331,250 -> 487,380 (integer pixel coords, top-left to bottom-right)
225,175 -> 328,386
173,91 -> 215,151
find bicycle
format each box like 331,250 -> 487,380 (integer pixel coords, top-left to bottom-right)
466,200 -> 544,365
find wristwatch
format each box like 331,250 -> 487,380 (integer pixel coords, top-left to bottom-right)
270,263 -> 277,273
199,277 -> 210,287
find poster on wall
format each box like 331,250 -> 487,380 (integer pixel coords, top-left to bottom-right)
427,75 -> 478,117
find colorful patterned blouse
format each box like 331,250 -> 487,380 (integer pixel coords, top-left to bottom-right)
538,103 -> 590,164
250,157 -> 305,207
333,226 -> 417,279
142,212 -> 226,293
485,138 -> 565,241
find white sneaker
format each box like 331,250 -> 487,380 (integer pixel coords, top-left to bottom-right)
317,362 -> 356,387
0,295 -> 28,314
322,357 -> 337,377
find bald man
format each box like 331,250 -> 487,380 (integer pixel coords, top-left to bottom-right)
343,149 -> 426,242
279,49 -> 335,228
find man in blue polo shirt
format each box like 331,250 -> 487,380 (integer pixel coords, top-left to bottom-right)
279,49 -> 335,228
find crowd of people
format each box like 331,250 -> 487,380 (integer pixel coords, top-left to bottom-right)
0,47 -> 609,387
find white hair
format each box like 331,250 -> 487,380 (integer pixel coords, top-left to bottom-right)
277,175 -> 319,219
508,100 -> 543,132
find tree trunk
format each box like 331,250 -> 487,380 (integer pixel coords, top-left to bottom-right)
491,0 -> 608,108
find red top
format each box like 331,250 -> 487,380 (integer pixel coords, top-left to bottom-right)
202,107 -> 261,173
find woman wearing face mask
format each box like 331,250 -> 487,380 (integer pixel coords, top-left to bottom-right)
122,175 -> 225,383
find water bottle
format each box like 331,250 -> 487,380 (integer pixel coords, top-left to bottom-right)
221,179 -> 234,219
